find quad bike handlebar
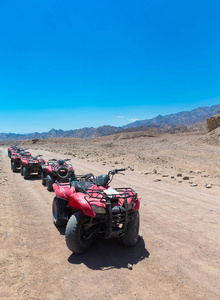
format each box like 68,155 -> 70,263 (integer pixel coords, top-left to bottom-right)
56,168 -> 127,189
77,168 -> 127,186
48,158 -> 71,162
32,154 -> 43,159
107,168 -> 126,184
108,168 -> 126,175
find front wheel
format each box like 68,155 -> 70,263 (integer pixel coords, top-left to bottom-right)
20,165 -> 23,176
46,174 -> 54,191
41,172 -> 46,186
11,161 -> 16,172
65,212 -> 93,254
23,166 -> 29,179
52,197 -> 67,227
121,211 -> 140,246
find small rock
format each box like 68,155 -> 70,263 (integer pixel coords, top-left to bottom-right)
205,184 -> 212,188
171,175 -> 175,179
183,176 -> 190,180
177,173 -> 182,177
178,181 -> 182,183
162,175 -> 169,177
195,170 -> 201,174
190,183 -> 198,187
127,263 -> 133,270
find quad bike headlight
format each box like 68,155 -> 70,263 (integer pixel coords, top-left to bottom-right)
91,205 -> 106,214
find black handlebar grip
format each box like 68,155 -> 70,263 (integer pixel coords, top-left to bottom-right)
115,168 -> 126,172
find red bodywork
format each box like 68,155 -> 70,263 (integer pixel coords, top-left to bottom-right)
11,151 -> 32,163
53,182 -> 140,218
21,156 -> 45,167
8,146 -> 17,156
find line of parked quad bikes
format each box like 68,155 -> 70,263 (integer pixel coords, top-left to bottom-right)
8,145 -> 140,254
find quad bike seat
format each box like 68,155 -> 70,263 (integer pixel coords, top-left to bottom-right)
70,174 -> 109,192
95,175 -> 108,186
71,180 -> 93,193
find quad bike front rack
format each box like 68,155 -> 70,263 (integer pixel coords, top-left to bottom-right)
84,187 -> 138,238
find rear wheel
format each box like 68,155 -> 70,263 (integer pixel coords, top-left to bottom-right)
52,197 -> 67,227
23,166 -> 29,179
65,212 -> 93,254
57,167 -> 69,179
122,211 -> 140,246
41,172 -> 46,186
46,174 -> 54,191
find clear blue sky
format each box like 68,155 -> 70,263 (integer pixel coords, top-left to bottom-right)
0,0 -> 220,134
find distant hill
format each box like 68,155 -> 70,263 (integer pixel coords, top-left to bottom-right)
0,126 -> 121,141
123,104 -> 220,128
0,104 -> 219,141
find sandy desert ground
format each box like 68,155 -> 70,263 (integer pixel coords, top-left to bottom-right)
0,130 -> 220,299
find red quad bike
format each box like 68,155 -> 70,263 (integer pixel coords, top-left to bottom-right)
11,150 -> 32,173
8,146 -> 28,158
52,168 -> 140,254
20,155 -> 46,179
41,159 -> 76,191
8,146 -> 20,158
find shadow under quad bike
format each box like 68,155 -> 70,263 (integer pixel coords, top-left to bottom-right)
20,155 -> 45,179
52,168 -> 140,254
11,150 -> 32,173
41,158 -> 76,191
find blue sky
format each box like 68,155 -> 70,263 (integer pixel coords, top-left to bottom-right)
0,0 -> 220,134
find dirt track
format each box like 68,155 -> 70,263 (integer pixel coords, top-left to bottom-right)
0,143 -> 220,299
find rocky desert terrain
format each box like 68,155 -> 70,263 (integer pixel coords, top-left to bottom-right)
0,129 -> 220,299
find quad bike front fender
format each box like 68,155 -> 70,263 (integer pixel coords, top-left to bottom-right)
69,193 -> 96,218
44,165 -> 52,173
133,196 -> 140,212
53,184 -> 75,201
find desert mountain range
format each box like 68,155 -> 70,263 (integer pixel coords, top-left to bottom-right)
1,104 -> 219,141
